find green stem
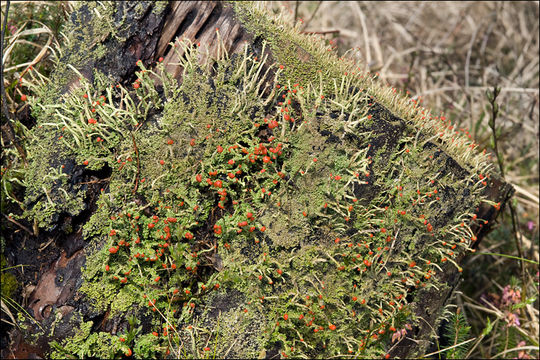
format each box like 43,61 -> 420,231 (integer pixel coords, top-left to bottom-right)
486,85 -> 528,321
478,252 -> 538,265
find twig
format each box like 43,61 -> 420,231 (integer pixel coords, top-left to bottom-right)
301,1 -> 322,30
492,346 -> 539,359
78,178 -> 111,185
2,213 -> 33,236
403,51 -> 417,93
487,86 -> 504,177
301,30 -> 340,35
478,252 -> 539,265
510,183 -> 539,205
353,2 -> 371,65
38,237 -> 55,252
412,86 -> 539,99
422,338 -> 476,358
465,23 -> 480,131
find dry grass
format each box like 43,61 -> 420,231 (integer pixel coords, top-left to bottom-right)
268,1 -> 539,358
1,1 -> 70,109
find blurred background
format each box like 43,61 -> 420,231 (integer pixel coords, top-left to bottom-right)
1,1 -> 538,358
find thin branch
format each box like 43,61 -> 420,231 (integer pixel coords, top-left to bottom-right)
301,1 -> 322,30
2,213 -> 33,236
422,338 -> 476,358
301,30 -> 340,36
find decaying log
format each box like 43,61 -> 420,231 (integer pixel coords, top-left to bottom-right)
157,1 -> 252,80
3,2 -> 514,359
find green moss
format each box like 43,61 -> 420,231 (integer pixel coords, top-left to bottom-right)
50,320 -> 120,359
231,2 -> 490,174
0,261 -> 18,300
19,2 -> 495,358
19,125 -> 84,230
152,1 -> 169,15
20,3 -> 131,230
110,285 -> 145,316
79,280 -> 118,314
232,2 -> 344,94
176,289 -> 267,358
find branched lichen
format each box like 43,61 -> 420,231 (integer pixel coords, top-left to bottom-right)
18,2 -> 498,359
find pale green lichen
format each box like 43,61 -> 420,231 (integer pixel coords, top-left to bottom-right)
231,1 -> 492,176
19,1 -> 496,359
50,319 -> 120,359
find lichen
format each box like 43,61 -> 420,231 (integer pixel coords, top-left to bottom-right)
50,319 -> 120,359
20,1 -> 496,358
152,1 -> 169,15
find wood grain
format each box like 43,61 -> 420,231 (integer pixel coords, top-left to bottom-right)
156,1 -> 251,81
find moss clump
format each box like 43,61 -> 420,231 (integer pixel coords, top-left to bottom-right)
0,273 -> 18,299
1,254 -> 18,299
21,2 -> 496,358
20,0 -> 168,231
21,127 -> 85,231
50,320 -> 120,359
231,2 -> 492,174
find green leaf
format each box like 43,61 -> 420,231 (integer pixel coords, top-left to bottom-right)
474,112 -> 485,137
512,296 -> 537,311
485,89 -> 493,102
481,317 -> 493,336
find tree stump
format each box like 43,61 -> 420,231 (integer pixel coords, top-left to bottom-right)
3,1 -> 513,359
